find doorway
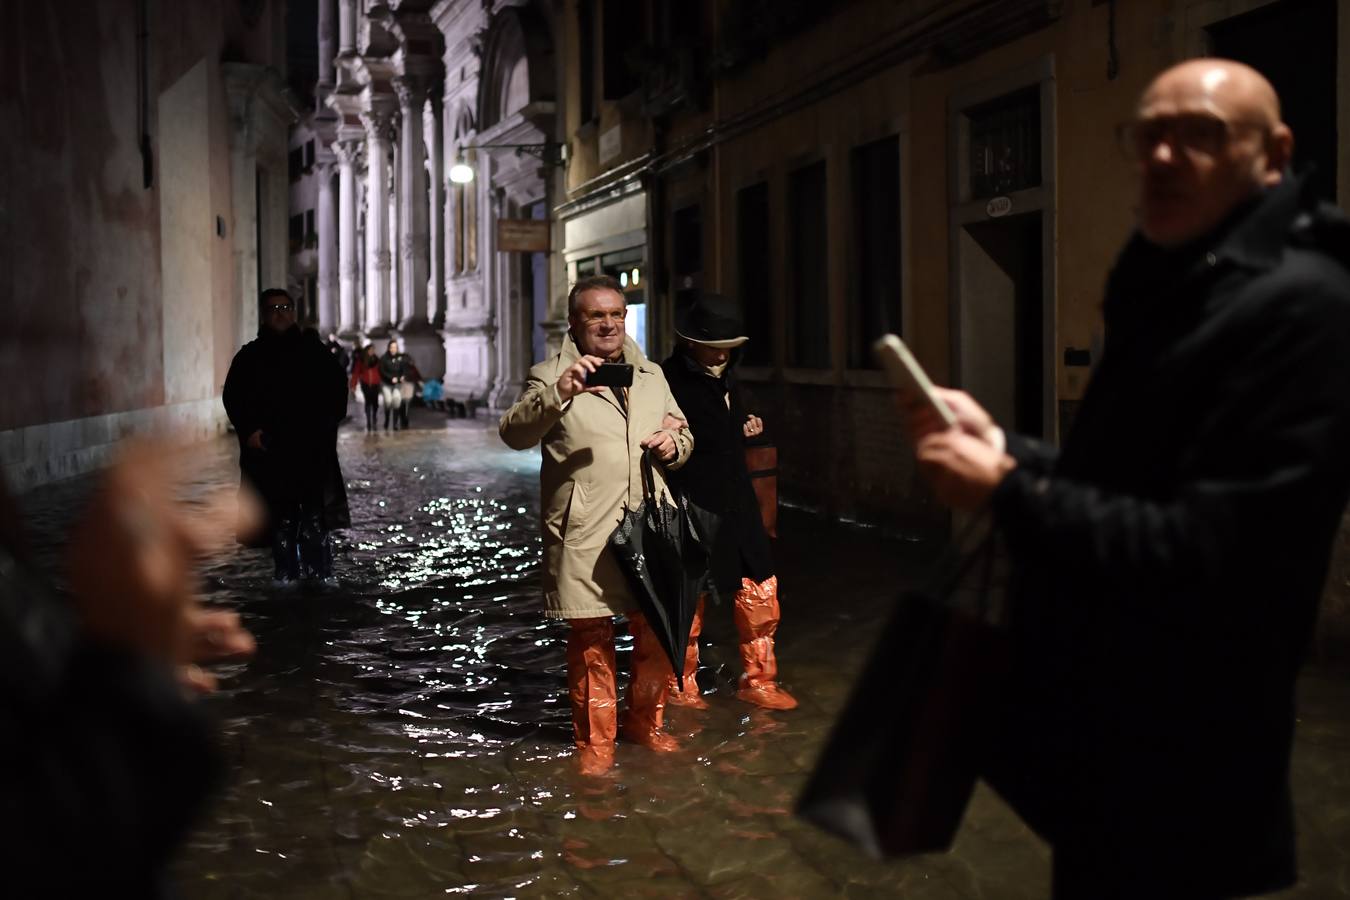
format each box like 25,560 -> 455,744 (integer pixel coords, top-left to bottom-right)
956,211 -> 1044,437
1207,0 -> 1337,201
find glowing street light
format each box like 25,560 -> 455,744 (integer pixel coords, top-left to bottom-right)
449,154 -> 475,184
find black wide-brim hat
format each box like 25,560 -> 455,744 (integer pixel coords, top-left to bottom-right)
674,291 -> 749,349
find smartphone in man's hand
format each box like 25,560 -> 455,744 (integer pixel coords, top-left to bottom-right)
873,334 -> 958,427
585,363 -> 635,388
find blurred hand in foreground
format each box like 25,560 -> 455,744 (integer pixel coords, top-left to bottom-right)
67,440 -> 259,693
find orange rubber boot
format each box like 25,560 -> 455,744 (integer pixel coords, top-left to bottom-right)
665,596 -> 709,709
733,576 -> 799,710
566,616 -> 618,776
620,611 -> 681,752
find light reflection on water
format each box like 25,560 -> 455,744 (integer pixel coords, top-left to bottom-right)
17,417 -> 1051,899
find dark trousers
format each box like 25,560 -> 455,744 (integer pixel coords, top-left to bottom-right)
360,383 -> 380,430
271,503 -> 333,581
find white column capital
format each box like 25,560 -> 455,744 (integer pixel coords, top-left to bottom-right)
392,74 -> 428,112
359,107 -> 397,143
333,139 -> 363,166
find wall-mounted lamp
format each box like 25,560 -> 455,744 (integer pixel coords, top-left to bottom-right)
448,141 -> 567,185
449,156 -> 475,184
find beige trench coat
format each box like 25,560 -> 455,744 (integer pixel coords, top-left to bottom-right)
499,335 -> 694,619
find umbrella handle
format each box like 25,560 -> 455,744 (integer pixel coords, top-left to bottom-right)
640,450 -> 658,504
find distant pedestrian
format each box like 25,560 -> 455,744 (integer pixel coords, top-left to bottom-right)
379,339 -> 413,431
351,343 -> 382,432
223,289 -> 350,583
326,333 -> 350,376
421,376 -> 446,411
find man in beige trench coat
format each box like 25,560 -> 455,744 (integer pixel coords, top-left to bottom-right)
500,275 -> 694,776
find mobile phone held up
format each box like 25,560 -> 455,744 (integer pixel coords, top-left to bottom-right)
585,362 -> 635,388
872,334 -> 958,428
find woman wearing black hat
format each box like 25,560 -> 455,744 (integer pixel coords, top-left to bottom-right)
660,292 -> 797,711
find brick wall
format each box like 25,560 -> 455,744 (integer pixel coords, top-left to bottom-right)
741,380 -> 947,538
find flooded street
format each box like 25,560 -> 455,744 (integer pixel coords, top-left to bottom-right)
15,412 -> 1350,898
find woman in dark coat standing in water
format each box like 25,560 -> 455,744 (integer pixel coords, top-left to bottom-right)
661,291 -> 797,710
223,289 -> 350,582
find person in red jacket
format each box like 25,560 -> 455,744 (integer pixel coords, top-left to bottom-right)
350,342 -> 382,432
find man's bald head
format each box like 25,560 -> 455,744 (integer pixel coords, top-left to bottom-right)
1128,58 -> 1293,247
1139,59 -> 1281,129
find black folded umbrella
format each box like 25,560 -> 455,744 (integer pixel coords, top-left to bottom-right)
607,454 -> 710,689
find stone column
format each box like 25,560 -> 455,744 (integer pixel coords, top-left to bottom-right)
425,93 -> 445,328
338,0 -> 356,54
487,185 -> 521,409
361,108 -> 395,333
388,156 -> 400,328
356,169 -> 367,326
318,0 -> 336,88
334,140 -> 361,333
443,100 -> 458,297
394,76 -> 430,331
315,157 -> 339,334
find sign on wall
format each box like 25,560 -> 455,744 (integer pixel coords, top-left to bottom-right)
497,218 -> 551,253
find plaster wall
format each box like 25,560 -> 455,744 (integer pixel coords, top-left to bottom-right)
2,2 -> 170,431
160,59 -> 219,406
1,0 -> 287,492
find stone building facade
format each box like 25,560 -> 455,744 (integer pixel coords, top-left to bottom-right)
302,0 -> 567,404
2,0 -> 297,491
431,0 -> 568,408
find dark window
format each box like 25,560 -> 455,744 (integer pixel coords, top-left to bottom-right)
287,146 -> 304,183
672,204 -> 702,312
655,0 -> 707,48
288,212 -> 304,252
967,86 -> 1041,199
1208,0 -> 1336,201
576,257 -> 598,278
849,135 -> 902,368
736,182 -> 772,366
602,0 -> 644,99
304,208 -> 315,238
304,139 -> 315,169
577,1 -> 595,123
787,160 -> 830,369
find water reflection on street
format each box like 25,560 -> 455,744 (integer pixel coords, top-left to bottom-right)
160,417 -> 1026,899
18,415 -> 1350,898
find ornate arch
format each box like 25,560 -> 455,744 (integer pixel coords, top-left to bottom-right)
476,3 -> 555,131
453,102 -> 476,144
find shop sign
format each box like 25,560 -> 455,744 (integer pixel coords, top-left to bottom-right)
497,218 -> 551,253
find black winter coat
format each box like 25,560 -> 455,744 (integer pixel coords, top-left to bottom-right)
661,352 -> 774,598
223,326 -> 350,543
986,175 -> 1350,896
379,351 -> 413,385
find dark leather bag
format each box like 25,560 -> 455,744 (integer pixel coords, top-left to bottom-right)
796,515 -> 1011,858
744,443 -> 778,538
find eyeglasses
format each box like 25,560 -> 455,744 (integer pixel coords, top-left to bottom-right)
1115,114 -> 1270,161
581,309 -> 626,325
266,303 -> 294,313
